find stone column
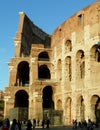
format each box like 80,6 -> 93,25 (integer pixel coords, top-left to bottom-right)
30,57 -> 38,84
84,95 -> 91,121
72,96 -> 77,120
33,92 -> 43,120
91,104 -> 96,122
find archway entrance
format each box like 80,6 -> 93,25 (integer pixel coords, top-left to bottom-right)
95,97 -> 100,123
43,86 -> 54,109
42,86 -> 54,124
10,90 -> 29,121
42,86 -> 63,125
91,95 -> 100,123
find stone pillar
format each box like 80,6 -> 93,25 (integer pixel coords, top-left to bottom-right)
91,104 -> 96,122
14,41 -> 21,57
33,92 -> 43,120
8,66 -> 17,86
30,57 -> 38,84
72,95 -> 77,120
84,95 -> 91,121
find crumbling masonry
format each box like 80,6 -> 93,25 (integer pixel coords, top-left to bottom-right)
3,1 -> 100,125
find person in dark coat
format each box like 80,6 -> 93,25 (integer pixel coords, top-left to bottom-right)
10,119 -> 19,130
26,120 -> 32,130
46,119 -> 50,128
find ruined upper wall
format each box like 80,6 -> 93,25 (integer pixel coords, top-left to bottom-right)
14,12 -> 51,57
51,1 -> 100,47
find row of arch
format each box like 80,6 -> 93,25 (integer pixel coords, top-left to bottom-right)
14,43 -> 100,86
14,86 -> 100,124
57,94 -> 100,124
57,44 -> 100,81
14,86 -> 54,109
15,62 -> 51,86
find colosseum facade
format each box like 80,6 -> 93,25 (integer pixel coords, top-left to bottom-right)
3,1 -> 100,126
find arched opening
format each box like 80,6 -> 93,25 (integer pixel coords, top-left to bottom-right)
14,90 -> 29,107
95,97 -> 100,123
42,86 -> 56,125
77,96 -> 85,122
38,65 -> 51,79
10,90 -> 29,121
57,99 -> 62,110
16,61 -> 29,86
38,51 -> 49,61
90,95 -> 100,123
65,97 -> 72,125
76,50 -> 85,79
42,86 -> 54,109
65,56 -> 71,81
90,44 -> 100,62
64,39 -> 72,53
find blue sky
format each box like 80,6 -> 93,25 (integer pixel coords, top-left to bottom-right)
0,0 -> 96,90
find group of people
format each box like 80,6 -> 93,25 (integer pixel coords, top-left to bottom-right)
72,119 -> 99,130
26,119 -> 37,130
0,118 -> 21,130
41,119 -> 50,129
0,118 -> 50,130
26,118 -> 50,129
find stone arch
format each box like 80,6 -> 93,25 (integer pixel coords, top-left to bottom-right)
76,50 -> 85,79
65,56 -> 71,81
76,95 -> 85,122
64,39 -> 72,53
14,90 -> 29,107
38,64 -> 51,79
57,99 -> 62,110
42,86 -> 54,109
10,90 -> 29,121
38,51 -> 49,61
64,97 -> 72,125
90,45 -> 100,84
90,95 -> 100,123
90,44 -> 100,62
57,59 -> 62,80
16,61 -> 29,86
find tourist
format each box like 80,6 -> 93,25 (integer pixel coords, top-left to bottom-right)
10,119 -> 19,130
42,120 -> 45,128
46,119 -> 50,128
26,120 -> 32,130
33,119 -> 36,129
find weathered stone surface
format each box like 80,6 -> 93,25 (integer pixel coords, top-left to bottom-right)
3,1 -> 100,126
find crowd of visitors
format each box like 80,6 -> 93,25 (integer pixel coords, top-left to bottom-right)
0,118 -> 50,130
0,118 -> 21,130
2,117 -> 99,130
72,119 -> 99,130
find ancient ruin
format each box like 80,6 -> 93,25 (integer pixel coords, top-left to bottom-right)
3,1 -> 100,125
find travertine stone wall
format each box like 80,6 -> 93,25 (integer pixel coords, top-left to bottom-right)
3,1 -> 100,126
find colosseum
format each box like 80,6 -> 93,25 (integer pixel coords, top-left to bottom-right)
3,1 -> 100,126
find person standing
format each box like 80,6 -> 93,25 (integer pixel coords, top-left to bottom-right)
26,120 -> 32,130
2,119 -> 9,130
10,119 -> 19,130
42,120 -> 45,128
33,119 -> 36,129
46,119 -> 50,128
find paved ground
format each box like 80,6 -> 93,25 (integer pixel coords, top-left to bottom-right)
22,125 -> 100,130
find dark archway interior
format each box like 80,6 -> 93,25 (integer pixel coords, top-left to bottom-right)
95,97 -> 100,123
38,65 -> 50,79
16,61 -> 29,86
38,51 -> 49,61
42,86 -> 54,109
14,90 -> 29,107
